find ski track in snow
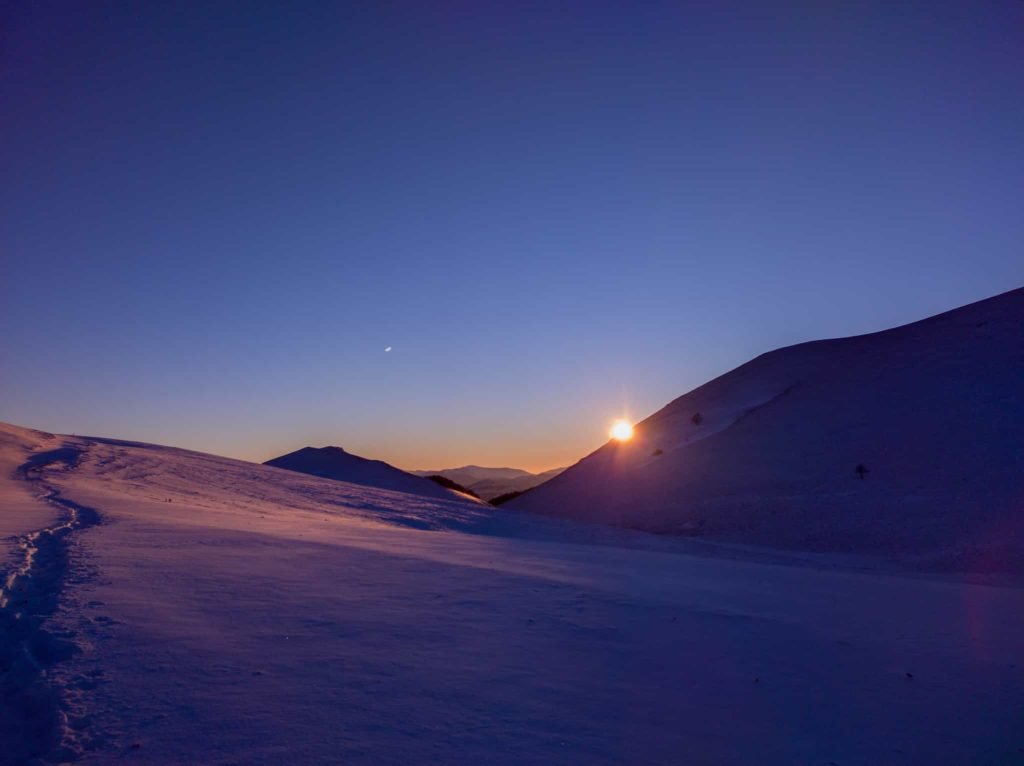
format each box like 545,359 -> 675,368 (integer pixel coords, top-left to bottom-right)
0,444 -> 101,765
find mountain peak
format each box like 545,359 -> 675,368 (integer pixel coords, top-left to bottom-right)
297,445 -> 348,456
264,446 -> 475,503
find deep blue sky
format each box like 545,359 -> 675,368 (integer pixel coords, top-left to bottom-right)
2,1 -> 1022,471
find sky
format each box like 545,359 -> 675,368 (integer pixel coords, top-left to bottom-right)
1,1 -> 1022,472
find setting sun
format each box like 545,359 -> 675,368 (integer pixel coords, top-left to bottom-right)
610,419 -> 634,441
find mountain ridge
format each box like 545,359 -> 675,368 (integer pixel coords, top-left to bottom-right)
509,286 -> 1024,572
265,445 -> 480,503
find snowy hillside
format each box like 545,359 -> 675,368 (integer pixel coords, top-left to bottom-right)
0,423 -> 61,570
412,464 -> 567,500
2,420 -> 1023,764
264,445 -> 480,503
511,287 -> 1024,572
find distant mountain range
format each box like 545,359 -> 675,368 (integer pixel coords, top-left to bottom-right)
511,287 -> 1024,571
411,465 -> 566,501
265,446 -> 480,502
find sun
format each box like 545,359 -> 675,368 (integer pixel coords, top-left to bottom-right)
610,419 -> 634,442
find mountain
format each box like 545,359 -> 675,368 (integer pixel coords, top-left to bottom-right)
413,465 -> 533,484
510,287 -> 1024,572
265,446 -> 480,502
411,465 -> 566,501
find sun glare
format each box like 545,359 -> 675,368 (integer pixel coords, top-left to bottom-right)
610,419 -> 634,442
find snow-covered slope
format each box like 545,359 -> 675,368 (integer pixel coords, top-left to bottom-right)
511,287 -> 1024,572
1,421 -> 1023,763
265,445 -> 479,503
412,465 -> 567,500
0,423 -> 62,569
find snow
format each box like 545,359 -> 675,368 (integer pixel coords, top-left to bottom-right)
0,423 -> 61,568
511,287 -> 1024,572
1,420 -> 1023,763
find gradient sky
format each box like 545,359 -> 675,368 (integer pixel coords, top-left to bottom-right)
2,1 -> 1022,472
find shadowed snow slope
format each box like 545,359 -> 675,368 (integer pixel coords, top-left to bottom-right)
510,287 -> 1024,572
264,445 -> 479,503
0,421 -> 1022,764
